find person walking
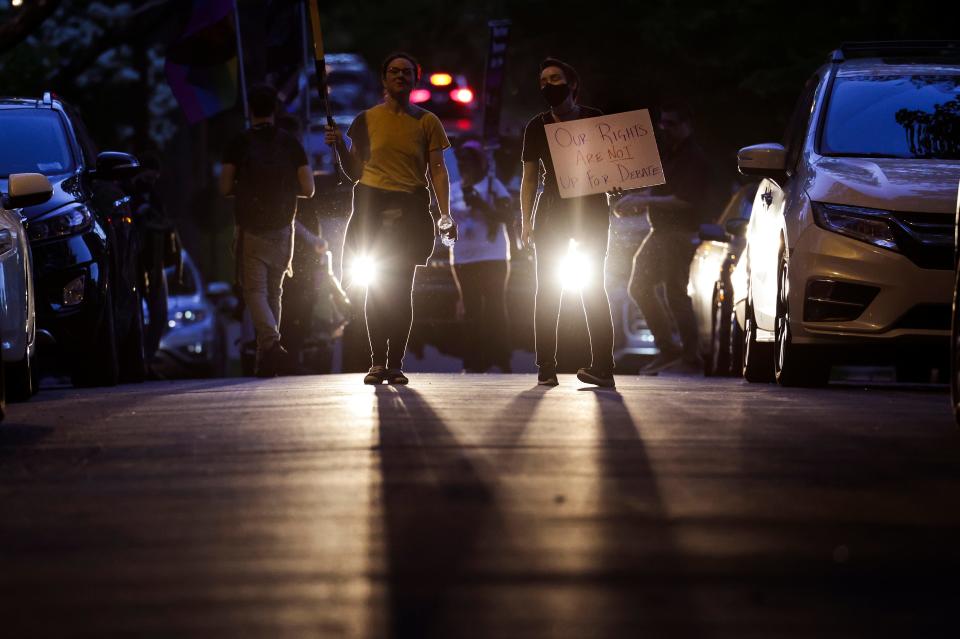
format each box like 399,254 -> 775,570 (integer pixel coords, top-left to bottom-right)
450,140 -> 514,373
220,84 -> 315,377
616,101 -> 716,375
519,57 -> 616,388
325,52 -> 453,385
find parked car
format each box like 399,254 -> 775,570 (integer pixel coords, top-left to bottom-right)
410,69 -> 480,137
0,173 -> 54,418
951,178 -> 960,425
735,41 -> 960,386
288,53 -> 380,180
688,183 -> 758,376
0,93 -> 146,387
152,251 -> 227,378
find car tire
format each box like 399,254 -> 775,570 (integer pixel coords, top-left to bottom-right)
729,307 -> 744,378
708,283 -> 732,377
5,352 -> 35,402
118,293 -> 146,384
775,251 -> 830,387
0,354 -> 6,422
953,263 -> 960,425
742,298 -> 775,383
72,288 -> 120,388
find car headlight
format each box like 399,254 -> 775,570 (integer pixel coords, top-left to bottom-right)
167,308 -> 207,329
27,204 -> 93,242
558,239 -> 591,291
811,202 -> 898,251
350,255 -> 377,288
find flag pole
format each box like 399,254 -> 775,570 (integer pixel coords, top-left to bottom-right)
232,0 -> 250,126
306,0 -> 341,181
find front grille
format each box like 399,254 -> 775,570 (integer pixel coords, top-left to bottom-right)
887,212 -> 953,270
804,279 -> 879,322
891,303 -> 951,331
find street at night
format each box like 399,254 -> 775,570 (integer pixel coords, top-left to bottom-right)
2,374 -> 958,637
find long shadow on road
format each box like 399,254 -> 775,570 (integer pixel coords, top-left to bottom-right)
586,387 -> 705,637
375,385 -> 500,638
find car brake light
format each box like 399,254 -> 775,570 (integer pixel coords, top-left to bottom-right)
451,88 -> 474,104
430,73 -> 453,87
410,89 -> 431,103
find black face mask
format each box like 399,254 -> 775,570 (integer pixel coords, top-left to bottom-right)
541,82 -> 571,107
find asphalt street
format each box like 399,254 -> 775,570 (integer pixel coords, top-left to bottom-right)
1,373 -> 959,638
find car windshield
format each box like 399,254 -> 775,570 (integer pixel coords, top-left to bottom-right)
821,74 -> 960,160
0,109 -> 76,177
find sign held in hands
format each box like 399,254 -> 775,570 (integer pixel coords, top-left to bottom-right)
545,109 -> 665,199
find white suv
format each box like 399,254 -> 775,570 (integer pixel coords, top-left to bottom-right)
735,41 -> 960,385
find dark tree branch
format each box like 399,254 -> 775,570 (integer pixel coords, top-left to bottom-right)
0,0 -> 63,55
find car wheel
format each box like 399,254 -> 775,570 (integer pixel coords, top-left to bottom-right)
5,351 -> 35,402
708,283 -> 732,377
71,288 -> 120,388
729,307 -> 744,378
118,292 -> 146,384
775,251 -> 830,387
953,264 -> 960,425
742,297 -> 775,383
0,354 -> 6,422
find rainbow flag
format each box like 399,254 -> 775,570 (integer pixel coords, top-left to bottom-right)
165,0 -> 240,124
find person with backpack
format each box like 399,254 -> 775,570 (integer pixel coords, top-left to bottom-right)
325,51 -> 453,386
220,84 -> 315,377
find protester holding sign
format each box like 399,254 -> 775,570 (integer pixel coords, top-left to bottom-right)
616,101 -> 718,375
520,57 -> 616,388
325,52 -> 453,386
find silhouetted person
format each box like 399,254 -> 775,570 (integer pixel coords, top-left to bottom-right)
220,84 -> 314,377
520,57 -> 616,388
325,52 -> 453,385
617,101 -> 715,375
451,140 -> 513,373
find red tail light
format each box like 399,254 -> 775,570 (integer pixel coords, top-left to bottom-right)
450,88 -> 474,104
410,89 -> 431,103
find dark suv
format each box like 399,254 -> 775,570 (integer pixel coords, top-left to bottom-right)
0,93 -> 146,386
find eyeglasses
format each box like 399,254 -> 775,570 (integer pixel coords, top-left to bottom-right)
386,67 -> 415,77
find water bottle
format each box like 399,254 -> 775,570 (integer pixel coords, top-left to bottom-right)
438,215 -> 456,248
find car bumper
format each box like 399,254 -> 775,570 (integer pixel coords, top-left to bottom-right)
789,224 -> 952,345
31,229 -> 109,349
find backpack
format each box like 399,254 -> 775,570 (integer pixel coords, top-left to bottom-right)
234,127 -> 297,232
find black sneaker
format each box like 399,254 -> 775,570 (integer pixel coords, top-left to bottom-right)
639,350 -> 682,376
577,367 -> 615,387
256,342 -> 289,378
364,365 -> 389,385
386,369 -> 409,385
537,367 -> 559,386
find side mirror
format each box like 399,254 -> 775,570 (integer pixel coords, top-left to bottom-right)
95,151 -> 140,180
3,173 -> 53,209
724,218 -> 749,238
698,223 -> 727,243
737,143 -> 787,182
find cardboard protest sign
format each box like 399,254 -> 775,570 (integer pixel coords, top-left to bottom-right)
545,109 -> 665,198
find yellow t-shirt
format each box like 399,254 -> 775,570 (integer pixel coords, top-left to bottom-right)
348,103 -> 450,193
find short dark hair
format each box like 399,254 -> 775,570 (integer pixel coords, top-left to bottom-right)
248,84 -> 278,119
540,57 -> 580,100
659,99 -> 694,123
381,51 -> 421,82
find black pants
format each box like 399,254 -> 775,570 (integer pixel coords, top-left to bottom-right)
534,235 -> 615,372
453,260 -> 511,372
365,262 -> 418,370
629,229 -> 698,356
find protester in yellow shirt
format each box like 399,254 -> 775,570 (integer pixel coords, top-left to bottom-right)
326,52 -> 453,385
